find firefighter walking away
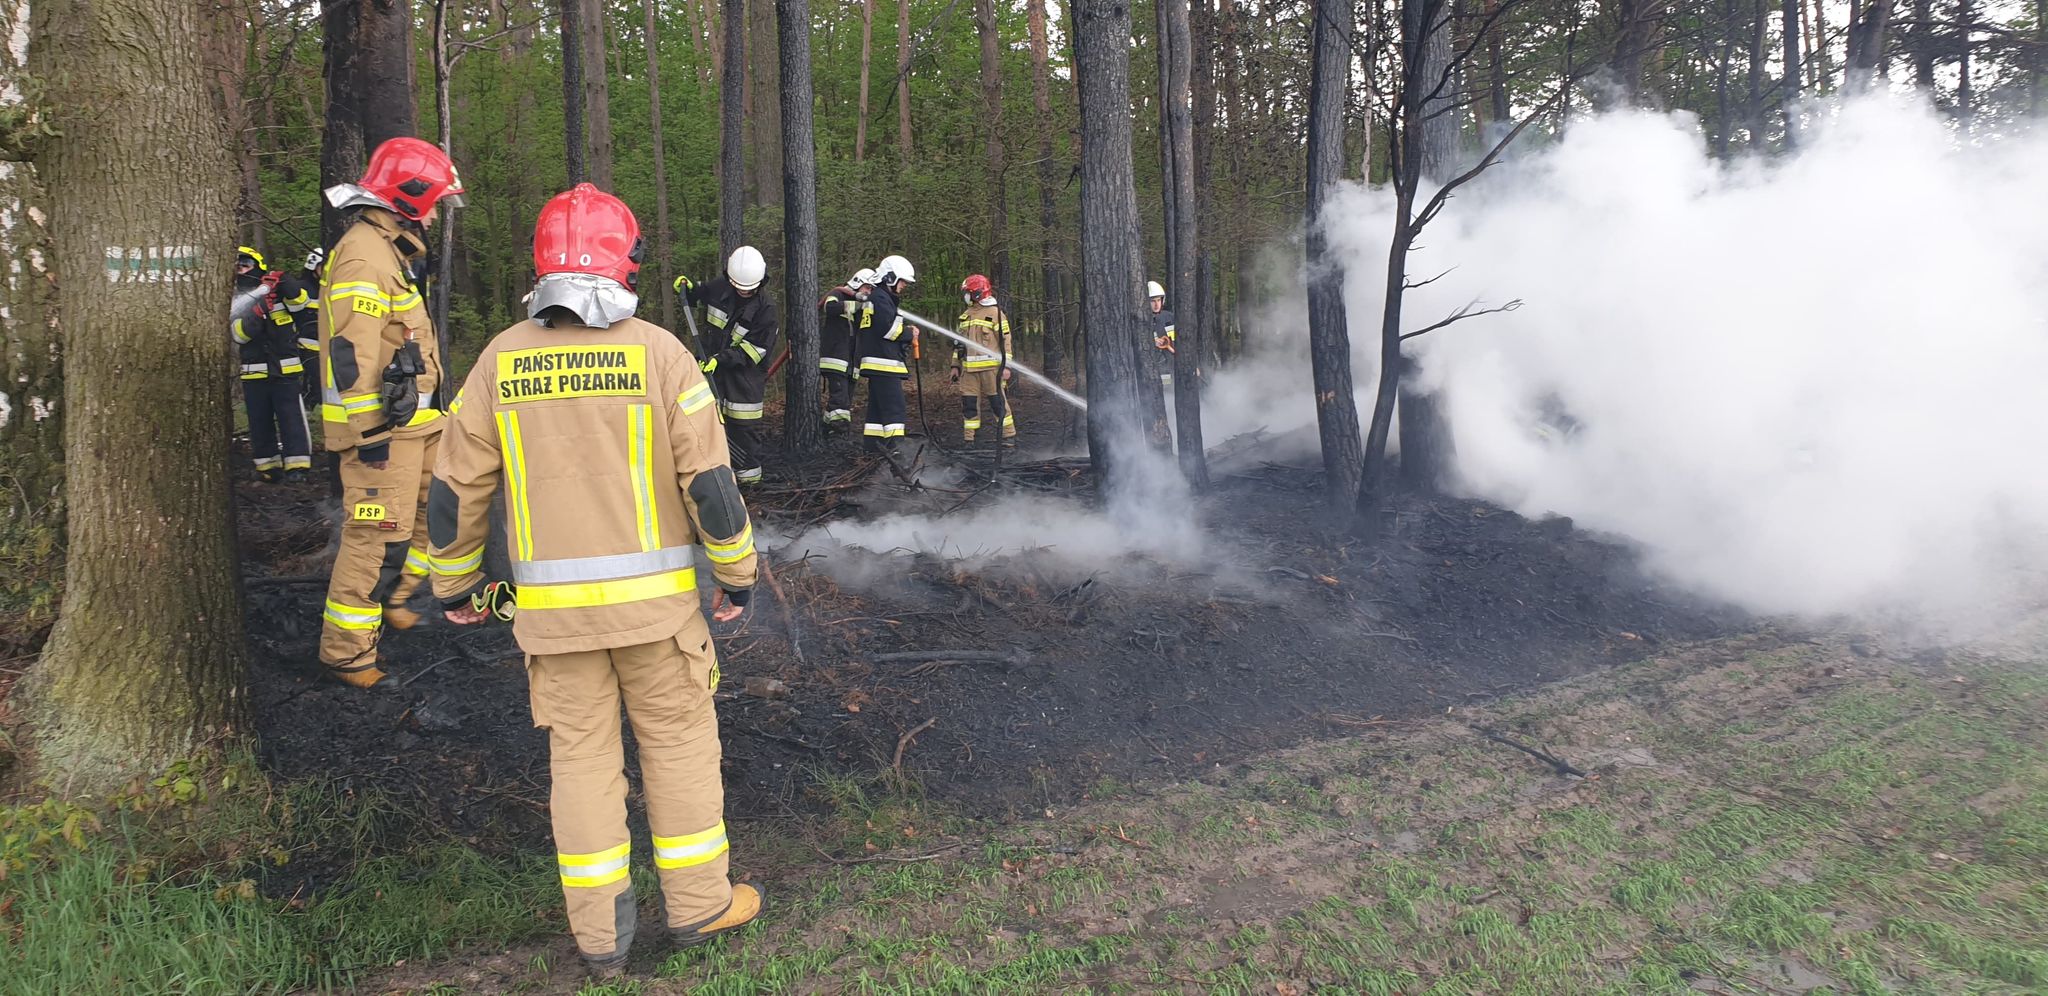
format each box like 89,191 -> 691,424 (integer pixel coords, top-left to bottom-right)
674,247 -> 779,485
856,254 -> 917,455
432,184 -> 764,977
818,267 -> 875,430
314,137 -> 465,689
952,273 -> 1016,446
231,245 -> 315,482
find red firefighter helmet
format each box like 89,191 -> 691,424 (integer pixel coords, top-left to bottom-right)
532,183 -> 643,290
359,137 -> 467,221
961,273 -> 992,302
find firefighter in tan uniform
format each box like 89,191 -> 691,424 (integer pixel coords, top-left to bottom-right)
316,137 -> 466,688
950,273 -> 1016,445
431,184 -> 765,976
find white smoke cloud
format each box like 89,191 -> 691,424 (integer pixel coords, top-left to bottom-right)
1246,96 -> 2048,630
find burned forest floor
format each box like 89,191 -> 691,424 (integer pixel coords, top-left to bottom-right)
240,379 -> 1747,857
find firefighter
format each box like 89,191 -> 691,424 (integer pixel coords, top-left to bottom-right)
817,267 -> 875,430
856,254 -> 917,455
1148,280 -> 1177,387
432,184 -> 764,975
315,136 -> 465,689
231,246 -> 315,482
673,246 -> 779,485
951,273 -> 1015,446
297,246 -> 326,408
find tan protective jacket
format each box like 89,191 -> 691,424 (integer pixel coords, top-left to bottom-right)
428,315 -> 758,656
318,208 -> 445,451
953,302 -> 1012,373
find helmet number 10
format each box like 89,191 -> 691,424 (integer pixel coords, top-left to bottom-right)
557,253 -> 594,266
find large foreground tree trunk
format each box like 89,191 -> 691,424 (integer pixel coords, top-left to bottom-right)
27,0 -> 249,792
1072,0 -> 1151,491
559,0 -> 587,182
778,0 -> 823,454
322,0 -> 417,248
976,0 -> 1009,294
1163,0 -> 1207,487
719,0 -> 745,257
1305,0 -> 1362,508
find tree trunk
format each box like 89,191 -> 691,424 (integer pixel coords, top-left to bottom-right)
1713,0 -> 1734,153
0,0 -> 64,615
856,0 -> 873,161
1746,0 -> 1766,142
647,0 -> 675,330
1781,0 -> 1801,144
896,0 -> 913,159
1027,0 -> 1064,383
1072,0 -> 1152,491
976,0 -> 1009,296
1956,0 -> 1974,121
213,0 -> 261,249
1845,0 -> 1894,91
26,0 -> 249,792
1907,0 -> 1935,89
685,0 -> 711,90
321,0 -> 417,248
777,0 -> 823,454
1399,0 -> 1457,493
581,0 -> 614,187
747,0 -> 783,223
1192,0 -> 1219,368
1162,0 -> 1207,487
561,0 -> 587,183
1606,0 -> 1650,105
1305,0 -> 1362,509
2035,0 -> 2046,114
433,0 -> 456,370
719,0 -> 745,257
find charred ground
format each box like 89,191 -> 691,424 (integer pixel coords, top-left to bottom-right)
240,380 -> 1745,871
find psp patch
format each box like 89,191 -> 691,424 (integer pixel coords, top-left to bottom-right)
496,344 -> 648,403
352,503 -> 387,522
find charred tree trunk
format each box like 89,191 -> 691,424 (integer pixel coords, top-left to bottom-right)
433,0 -> 456,367
560,0 -> 588,183
322,0 -> 417,248
1398,0 -> 1457,493
1781,0 -> 1802,143
856,0 -> 873,161
581,0 -> 614,187
1027,0 -> 1064,383
26,0 -> 249,791
747,0 -> 783,222
1306,0 -> 1362,509
1713,0 -> 1734,153
1072,0 -> 1152,490
976,0 -> 1009,295
647,0 -> 675,329
778,0 -> 823,454
1607,0 -> 1650,104
1361,0 -> 1427,519
719,0 -> 745,256
1192,0 -> 1220,369
1844,0 -> 1894,92
896,0 -> 913,159
1163,0 -> 1207,486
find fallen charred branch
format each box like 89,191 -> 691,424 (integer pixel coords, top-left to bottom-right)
892,716 -> 937,777
873,649 -> 1027,666
1470,725 -> 1586,778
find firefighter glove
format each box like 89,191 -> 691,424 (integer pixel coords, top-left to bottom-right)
723,586 -> 752,608
700,357 -> 719,374
380,339 -> 427,425
443,579 -> 517,622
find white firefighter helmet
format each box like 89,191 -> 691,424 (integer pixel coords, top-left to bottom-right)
727,245 -> 767,291
877,254 -> 917,286
849,266 -> 878,289
1147,280 -> 1166,299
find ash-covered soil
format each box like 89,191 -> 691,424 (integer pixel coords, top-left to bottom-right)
242,380 -> 1745,869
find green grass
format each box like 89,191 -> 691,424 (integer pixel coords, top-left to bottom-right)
0,762 -> 559,995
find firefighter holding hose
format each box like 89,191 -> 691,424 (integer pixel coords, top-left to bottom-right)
674,247 -> 779,485
856,254 -> 917,456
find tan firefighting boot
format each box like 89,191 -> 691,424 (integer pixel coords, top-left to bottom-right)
670,882 -> 765,948
324,659 -> 393,690
383,604 -> 422,630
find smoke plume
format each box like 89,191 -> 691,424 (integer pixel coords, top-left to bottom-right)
1223,97 -> 2048,630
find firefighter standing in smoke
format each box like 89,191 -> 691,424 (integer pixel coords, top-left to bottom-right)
1147,280 -> 1177,387
673,248 -> 779,485
855,254 -> 917,454
433,184 -> 765,974
818,267 -> 875,430
315,137 -> 465,689
951,273 -> 1016,446
231,245 -> 316,483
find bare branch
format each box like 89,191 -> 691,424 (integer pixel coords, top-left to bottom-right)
1404,265 -> 1457,290
1401,298 -> 1523,340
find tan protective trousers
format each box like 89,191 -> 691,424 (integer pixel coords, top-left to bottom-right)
320,431 -> 439,673
528,619 -> 733,959
959,369 -> 1015,440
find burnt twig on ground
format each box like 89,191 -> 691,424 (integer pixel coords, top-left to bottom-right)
758,560 -> 804,663
811,842 -> 964,865
1470,726 -> 1587,777
732,725 -> 829,752
873,649 -> 1024,665
401,656 -> 459,687
892,717 -> 937,777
